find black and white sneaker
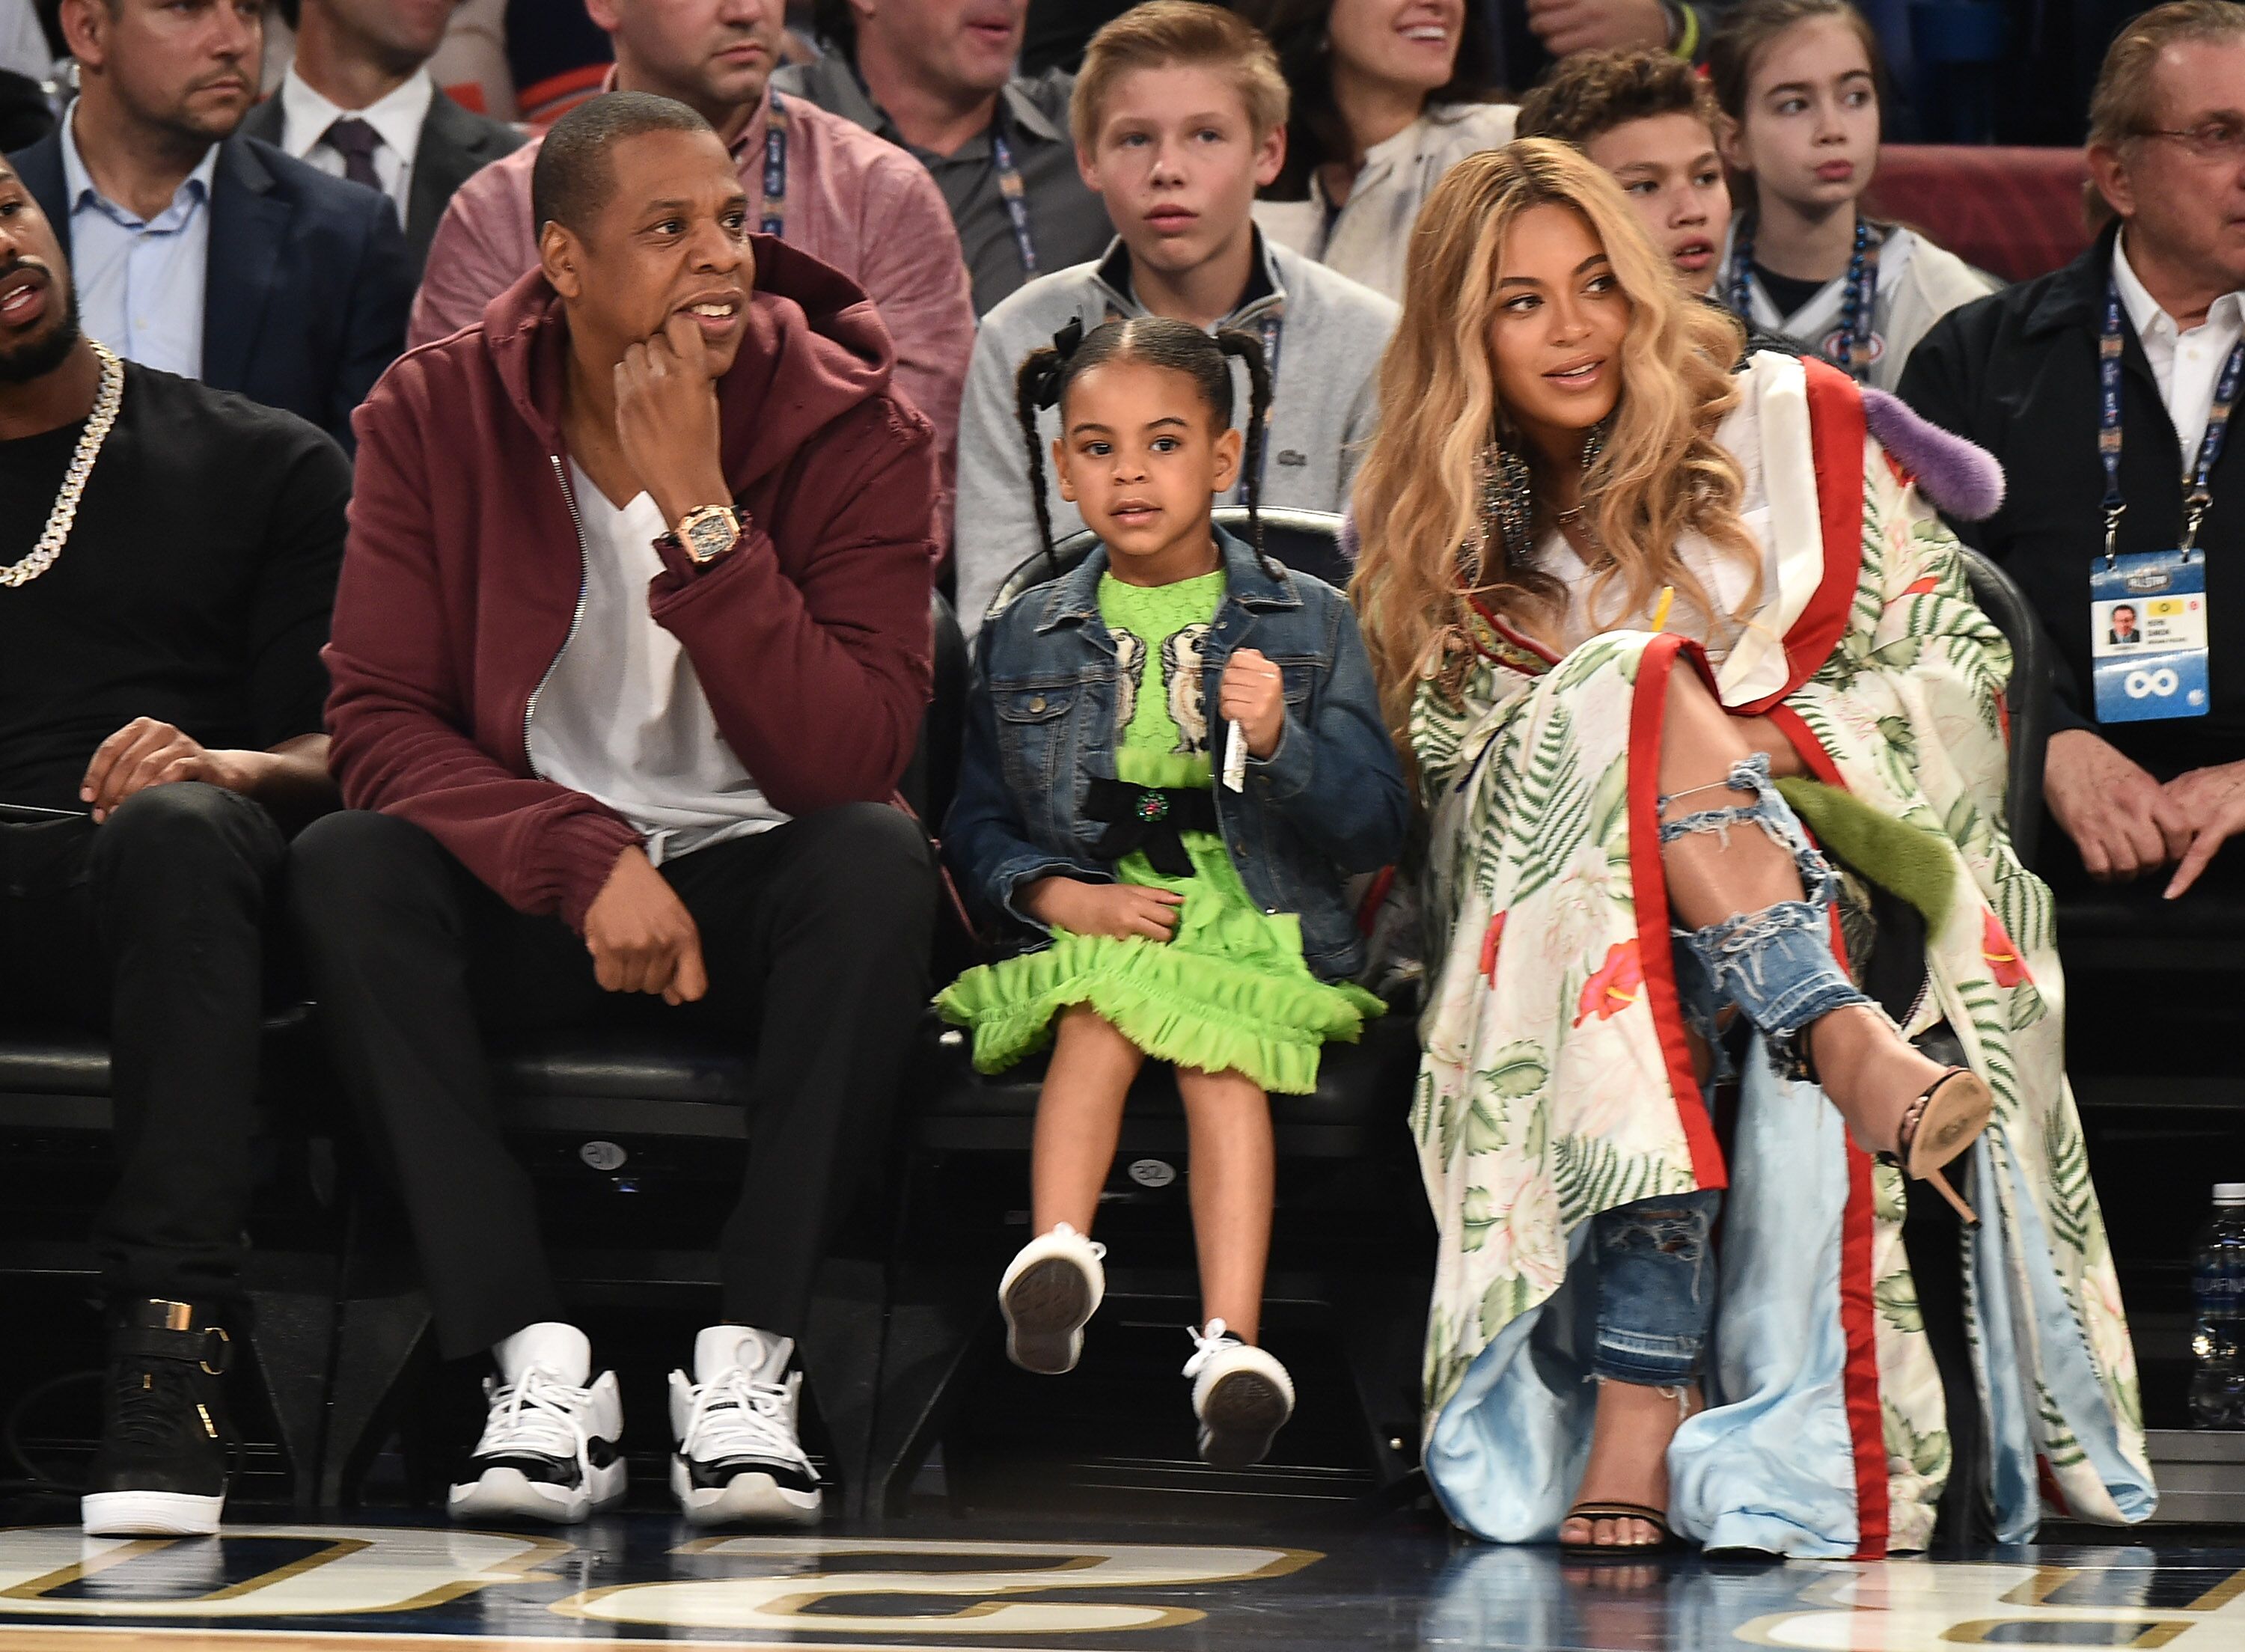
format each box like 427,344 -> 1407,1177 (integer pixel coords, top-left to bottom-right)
1183,1319 -> 1294,1469
668,1326 -> 822,1526
82,1298 -> 233,1537
448,1324 -> 624,1525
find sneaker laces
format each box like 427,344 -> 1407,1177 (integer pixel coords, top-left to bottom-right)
106,1360 -> 208,1451
1181,1318 -> 1244,1380
683,1368 -> 815,1475
1051,1222 -> 1107,1260
476,1365 -> 599,1471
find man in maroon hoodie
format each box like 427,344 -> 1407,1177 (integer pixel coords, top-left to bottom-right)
290,93 -> 937,1529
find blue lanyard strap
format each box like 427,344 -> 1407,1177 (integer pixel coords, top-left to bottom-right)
989,126 -> 1037,277
759,85 -> 786,237
1724,216 -> 1881,380
2101,273 -> 2245,561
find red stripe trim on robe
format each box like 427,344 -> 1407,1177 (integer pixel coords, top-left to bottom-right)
1765,702 -> 1893,1560
1731,358 -> 1869,716
1628,635 -> 1728,1191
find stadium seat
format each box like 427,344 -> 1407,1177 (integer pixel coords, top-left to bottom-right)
317,593 -> 969,1520
1960,545 -> 2053,869
1867,145 -> 2095,284
0,1011 -> 341,1510
870,509 -> 1432,1514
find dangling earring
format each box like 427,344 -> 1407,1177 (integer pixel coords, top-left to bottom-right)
1476,441 -> 1535,568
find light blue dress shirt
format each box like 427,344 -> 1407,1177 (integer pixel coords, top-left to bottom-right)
59,104 -> 217,379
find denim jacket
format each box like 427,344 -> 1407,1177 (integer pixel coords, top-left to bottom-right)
944,529 -> 1409,980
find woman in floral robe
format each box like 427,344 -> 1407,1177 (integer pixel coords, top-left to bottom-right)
1351,144 -> 2152,1556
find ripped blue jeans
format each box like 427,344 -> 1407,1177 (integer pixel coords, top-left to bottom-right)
1592,1188 -> 1723,1386
1591,755 -> 1872,1386
1665,753 -> 1872,1082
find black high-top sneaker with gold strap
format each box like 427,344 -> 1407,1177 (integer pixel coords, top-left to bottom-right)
82,1297 -> 233,1537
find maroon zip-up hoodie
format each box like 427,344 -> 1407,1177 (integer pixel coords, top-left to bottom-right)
325,238 -> 936,931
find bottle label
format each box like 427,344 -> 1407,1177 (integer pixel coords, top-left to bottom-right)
2195,1262 -> 2245,1311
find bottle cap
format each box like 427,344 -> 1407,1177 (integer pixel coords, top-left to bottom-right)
2217,1183 -> 2245,1205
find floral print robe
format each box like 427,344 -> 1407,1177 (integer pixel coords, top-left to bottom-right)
1411,355 -> 2152,1554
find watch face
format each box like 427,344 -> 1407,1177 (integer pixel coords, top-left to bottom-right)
683,510 -> 737,563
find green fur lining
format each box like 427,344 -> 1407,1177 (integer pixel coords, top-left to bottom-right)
1775,777 -> 1958,931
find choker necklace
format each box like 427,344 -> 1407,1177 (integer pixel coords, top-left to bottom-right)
1,341 -> 123,589
1726,215 -> 1881,380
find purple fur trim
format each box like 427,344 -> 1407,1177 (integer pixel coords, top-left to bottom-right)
1339,509 -> 1360,564
1860,386 -> 2006,521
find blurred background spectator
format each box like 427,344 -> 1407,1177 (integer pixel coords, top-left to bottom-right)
242,0 -> 524,276
1241,0 -> 1516,300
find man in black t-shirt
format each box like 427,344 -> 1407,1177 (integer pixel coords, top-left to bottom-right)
0,156 -> 349,1538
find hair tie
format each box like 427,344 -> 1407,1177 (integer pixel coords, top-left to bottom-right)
1024,318 -> 1086,412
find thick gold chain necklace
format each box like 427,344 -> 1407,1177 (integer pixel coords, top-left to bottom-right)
0,340 -> 125,590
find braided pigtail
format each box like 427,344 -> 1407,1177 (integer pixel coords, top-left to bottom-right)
1015,318 -> 1087,578
1014,345 -> 1063,575
1215,328 -> 1277,579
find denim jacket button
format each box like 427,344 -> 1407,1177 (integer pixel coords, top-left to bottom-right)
1027,695 -> 1046,713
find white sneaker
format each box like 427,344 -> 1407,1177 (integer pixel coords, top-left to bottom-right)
448,1323 -> 625,1525
668,1326 -> 822,1527
998,1223 -> 1106,1374
1183,1320 -> 1294,1469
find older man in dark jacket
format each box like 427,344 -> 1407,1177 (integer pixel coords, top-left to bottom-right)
1901,0 -> 2245,900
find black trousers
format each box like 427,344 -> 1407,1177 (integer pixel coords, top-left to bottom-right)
288,804 -> 935,1361
0,783 -> 288,1303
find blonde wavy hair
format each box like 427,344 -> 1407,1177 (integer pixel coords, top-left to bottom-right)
1351,139 -> 1758,738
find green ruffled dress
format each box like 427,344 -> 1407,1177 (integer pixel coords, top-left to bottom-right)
938,569 -> 1383,1095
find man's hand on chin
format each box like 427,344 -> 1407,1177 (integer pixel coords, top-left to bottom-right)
614,310 -> 732,530
2042,728 -> 2193,884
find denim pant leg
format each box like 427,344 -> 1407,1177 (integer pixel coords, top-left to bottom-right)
1665,754 -> 1872,1078
1592,1187 -> 1723,1386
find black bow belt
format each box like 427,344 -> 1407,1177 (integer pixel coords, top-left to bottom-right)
1085,779 -> 1219,877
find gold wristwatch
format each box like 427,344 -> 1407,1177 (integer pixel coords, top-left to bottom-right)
673,504 -> 745,566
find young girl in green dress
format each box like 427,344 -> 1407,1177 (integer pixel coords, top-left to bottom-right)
939,316 -> 1409,1468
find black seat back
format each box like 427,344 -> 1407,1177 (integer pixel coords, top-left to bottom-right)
1958,546 -> 2050,867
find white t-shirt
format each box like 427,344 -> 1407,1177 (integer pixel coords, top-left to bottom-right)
1534,527 -> 1754,659
525,464 -> 787,864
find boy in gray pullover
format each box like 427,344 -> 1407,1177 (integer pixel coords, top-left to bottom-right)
950,1 -> 1399,637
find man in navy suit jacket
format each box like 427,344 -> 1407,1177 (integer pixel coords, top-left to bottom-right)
11,0 -> 410,453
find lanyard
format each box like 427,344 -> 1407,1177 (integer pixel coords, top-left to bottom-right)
758,85 -> 786,237
1726,215 -> 1881,380
989,126 -> 1037,276
2100,275 -> 2245,561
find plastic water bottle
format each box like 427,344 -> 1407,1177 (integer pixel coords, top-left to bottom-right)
2190,1183 -> 2245,1428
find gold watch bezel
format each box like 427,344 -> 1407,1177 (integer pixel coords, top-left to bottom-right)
677,505 -> 742,565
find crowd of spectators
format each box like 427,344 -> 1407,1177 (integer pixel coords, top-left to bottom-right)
0,0 -> 2233,1560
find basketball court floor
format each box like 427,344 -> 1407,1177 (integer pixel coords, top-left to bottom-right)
6,1277 -> 2241,1650
0,1511 -> 2241,1651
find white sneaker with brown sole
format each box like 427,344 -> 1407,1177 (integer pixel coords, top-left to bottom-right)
998,1224 -> 1106,1374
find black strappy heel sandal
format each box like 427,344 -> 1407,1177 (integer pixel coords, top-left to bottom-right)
1878,1068 -> 1992,1226
1558,1501 -> 1685,1560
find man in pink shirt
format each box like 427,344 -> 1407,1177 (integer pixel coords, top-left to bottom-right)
410,0 -> 973,535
